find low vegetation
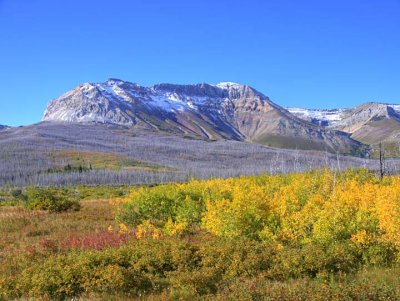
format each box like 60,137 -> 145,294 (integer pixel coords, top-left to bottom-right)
24,187 -> 81,212
0,185 -> 130,206
1,169 -> 400,300
50,149 -> 167,172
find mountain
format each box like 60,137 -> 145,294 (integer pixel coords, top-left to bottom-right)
288,103 -> 400,155
43,79 -> 367,155
0,125 -> 9,130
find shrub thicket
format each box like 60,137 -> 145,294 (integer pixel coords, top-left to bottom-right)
117,169 -> 400,257
2,169 -> 400,300
25,187 -> 81,212
1,238 -> 400,300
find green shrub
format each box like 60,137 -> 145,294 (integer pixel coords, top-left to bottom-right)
13,238 -> 195,299
10,189 -> 27,201
116,184 -> 204,228
2,236 -> 400,300
25,187 -> 81,212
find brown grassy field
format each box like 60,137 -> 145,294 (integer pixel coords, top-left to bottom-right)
0,199 -> 117,258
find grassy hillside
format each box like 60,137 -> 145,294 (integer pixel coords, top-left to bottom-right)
1,169 -> 400,300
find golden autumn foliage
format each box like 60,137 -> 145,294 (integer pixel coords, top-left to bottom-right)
117,169 -> 400,262
3,171 -> 400,300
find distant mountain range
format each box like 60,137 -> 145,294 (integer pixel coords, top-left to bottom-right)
288,103 -> 400,155
43,79 -> 368,156
0,125 -> 9,130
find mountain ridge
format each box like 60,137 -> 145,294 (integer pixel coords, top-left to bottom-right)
288,102 -> 400,154
43,79 -> 368,156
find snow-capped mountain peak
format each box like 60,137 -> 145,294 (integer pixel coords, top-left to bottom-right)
42,79 -> 367,156
215,82 -> 243,89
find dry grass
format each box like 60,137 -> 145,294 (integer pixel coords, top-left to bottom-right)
0,199 -> 117,261
51,149 -> 169,171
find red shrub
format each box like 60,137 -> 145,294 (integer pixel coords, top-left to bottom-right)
61,231 -> 134,251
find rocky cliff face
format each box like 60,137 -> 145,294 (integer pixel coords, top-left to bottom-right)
43,79 -> 367,155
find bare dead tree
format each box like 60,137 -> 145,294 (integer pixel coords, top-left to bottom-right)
336,150 -> 341,172
294,147 -> 299,172
324,148 -> 329,169
379,142 -> 386,180
0,123 -> 399,187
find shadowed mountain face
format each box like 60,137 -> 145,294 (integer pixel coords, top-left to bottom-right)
0,125 -> 8,130
43,79 -> 367,156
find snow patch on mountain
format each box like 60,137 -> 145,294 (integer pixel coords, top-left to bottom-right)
289,102 -> 400,130
389,104 -> 400,114
215,82 -> 243,90
288,107 -> 344,127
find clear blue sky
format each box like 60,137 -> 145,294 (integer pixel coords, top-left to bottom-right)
1,0 -> 399,126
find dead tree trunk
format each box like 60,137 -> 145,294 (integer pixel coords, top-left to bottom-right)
379,142 -> 385,180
